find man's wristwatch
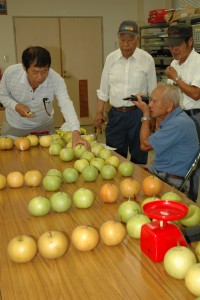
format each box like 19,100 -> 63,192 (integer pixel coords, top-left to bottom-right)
174,76 -> 181,82
141,116 -> 151,122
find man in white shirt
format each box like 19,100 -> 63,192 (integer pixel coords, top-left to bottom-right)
94,20 -> 157,164
165,24 -> 200,201
165,24 -> 200,139
0,46 -> 88,148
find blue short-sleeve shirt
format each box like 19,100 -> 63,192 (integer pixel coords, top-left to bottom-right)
149,106 -> 199,176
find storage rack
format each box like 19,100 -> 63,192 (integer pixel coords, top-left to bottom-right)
178,14 -> 200,52
139,16 -> 200,82
139,23 -> 172,82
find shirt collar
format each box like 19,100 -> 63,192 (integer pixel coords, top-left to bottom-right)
21,67 -> 49,88
160,106 -> 183,127
175,48 -> 195,66
183,48 -> 195,64
118,47 -> 138,60
21,69 -> 28,84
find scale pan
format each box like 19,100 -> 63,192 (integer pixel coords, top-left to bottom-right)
143,200 -> 188,221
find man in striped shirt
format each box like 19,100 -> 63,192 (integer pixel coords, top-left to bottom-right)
0,46 -> 88,148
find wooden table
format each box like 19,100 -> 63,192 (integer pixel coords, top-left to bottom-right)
0,146 -> 197,300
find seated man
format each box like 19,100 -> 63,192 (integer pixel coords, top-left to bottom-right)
132,83 -> 199,190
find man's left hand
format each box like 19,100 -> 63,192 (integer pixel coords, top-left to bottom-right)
131,94 -> 150,116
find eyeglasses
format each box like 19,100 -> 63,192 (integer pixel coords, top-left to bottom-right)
43,98 -> 52,116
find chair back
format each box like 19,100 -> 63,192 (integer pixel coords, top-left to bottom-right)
179,149 -> 200,192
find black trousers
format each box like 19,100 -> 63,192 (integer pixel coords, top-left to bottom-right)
184,110 -> 200,202
184,109 -> 200,142
105,107 -> 148,164
188,168 -> 200,202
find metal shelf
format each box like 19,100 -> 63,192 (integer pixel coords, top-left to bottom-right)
139,23 -> 169,30
178,14 -> 200,25
141,36 -> 167,39
141,45 -> 167,48
139,23 -> 170,80
140,19 -> 200,81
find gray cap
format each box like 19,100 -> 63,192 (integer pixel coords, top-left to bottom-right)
165,24 -> 193,46
118,20 -> 138,36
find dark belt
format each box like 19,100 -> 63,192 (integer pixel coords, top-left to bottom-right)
166,174 -> 184,180
112,106 -> 137,112
184,109 -> 200,116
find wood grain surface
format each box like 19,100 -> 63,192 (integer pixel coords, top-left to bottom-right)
0,146 -> 196,300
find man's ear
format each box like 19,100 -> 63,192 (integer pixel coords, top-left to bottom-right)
167,100 -> 174,113
136,35 -> 140,44
22,64 -> 27,72
188,37 -> 194,47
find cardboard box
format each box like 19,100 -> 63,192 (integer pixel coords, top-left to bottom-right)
164,8 -> 196,23
164,10 -> 175,23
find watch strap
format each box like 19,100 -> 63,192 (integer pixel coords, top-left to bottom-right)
175,76 -> 181,82
141,116 -> 151,122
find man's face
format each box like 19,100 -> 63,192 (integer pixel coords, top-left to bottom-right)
168,37 -> 193,63
149,86 -> 172,119
24,63 -> 49,89
118,33 -> 138,59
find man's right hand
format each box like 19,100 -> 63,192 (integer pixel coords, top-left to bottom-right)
165,66 -> 178,81
15,104 -> 35,118
94,112 -> 105,131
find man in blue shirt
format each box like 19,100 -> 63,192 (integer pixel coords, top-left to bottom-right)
132,83 -> 199,189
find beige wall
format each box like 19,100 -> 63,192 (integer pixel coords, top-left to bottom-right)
0,0 -> 172,72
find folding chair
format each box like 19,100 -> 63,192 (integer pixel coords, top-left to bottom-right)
178,149 -> 200,201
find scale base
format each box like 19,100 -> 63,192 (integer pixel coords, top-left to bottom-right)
141,221 -> 187,262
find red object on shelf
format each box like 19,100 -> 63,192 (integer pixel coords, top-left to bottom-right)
148,16 -> 166,24
149,9 -> 168,16
148,8 -> 168,24
140,200 -> 188,262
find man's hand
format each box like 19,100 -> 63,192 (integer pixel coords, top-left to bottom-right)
72,130 -> 90,149
131,95 -> 150,116
94,112 -> 105,131
15,103 -> 35,118
165,66 -> 178,81
94,98 -> 106,133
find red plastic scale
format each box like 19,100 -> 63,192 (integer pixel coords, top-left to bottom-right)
140,200 -> 188,262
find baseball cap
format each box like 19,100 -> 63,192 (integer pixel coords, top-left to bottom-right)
118,20 -> 138,36
165,24 -> 193,47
